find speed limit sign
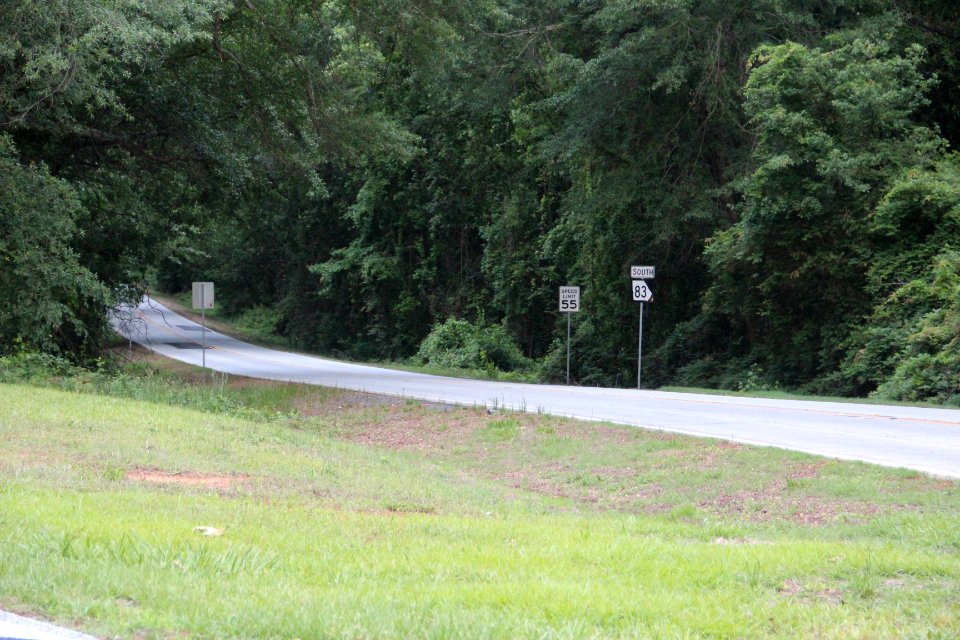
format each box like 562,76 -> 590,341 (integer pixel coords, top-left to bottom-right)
559,286 -> 581,385
631,280 -> 653,302
559,286 -> 581,312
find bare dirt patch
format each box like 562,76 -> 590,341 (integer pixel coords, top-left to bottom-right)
334,403 -> 489,452
296,391 -> 401,417
712,537 -> 763,546
14,449 -> 55,465
655,441 -> 744,470
334,401 -> 672,459
501,466 -> 582,500
591,465 -> 638,481
778,579 -> 844,605
545,419 -> 669,448
789,461 -> 829,479
699,482 -> 882,526
127,468 -> 247,490
318,403 -> 663,509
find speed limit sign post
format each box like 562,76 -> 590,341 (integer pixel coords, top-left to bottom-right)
559,286 -> 580,385
631,275 -> 654,389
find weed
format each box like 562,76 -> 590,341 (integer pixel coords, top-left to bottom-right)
384,503 -> 436,515
482,418 -> 520,442
786,478 -> 809,491
101,466 -> 126,482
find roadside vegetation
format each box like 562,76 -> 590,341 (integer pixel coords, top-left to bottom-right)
154,293 -> 955,408
160,292 -> 539,383
4,2 -> 959,403
1,353 -> 958,638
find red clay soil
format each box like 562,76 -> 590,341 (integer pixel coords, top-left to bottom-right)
126,468 -> 247,490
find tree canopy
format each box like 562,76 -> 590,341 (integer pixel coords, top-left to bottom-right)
2,0 -> 958,402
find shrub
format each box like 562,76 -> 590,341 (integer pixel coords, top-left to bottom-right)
0,352 -> 80,382
232,306 -> 280,340
416,318 -> 531,373
843,250 -> 960,404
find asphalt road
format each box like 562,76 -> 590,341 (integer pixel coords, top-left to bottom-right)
111,297 -> 960,479
0,610 -> 97,640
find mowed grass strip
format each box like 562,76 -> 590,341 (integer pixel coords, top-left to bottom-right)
1,383 -> 959,638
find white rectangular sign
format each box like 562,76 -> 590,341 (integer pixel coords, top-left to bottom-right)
631,280 -> 653,302
192,282 -> 215,310
559,286 -> 580,313
631,265 -> 655,279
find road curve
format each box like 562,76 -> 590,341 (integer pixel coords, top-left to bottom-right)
111,297 -> 960,479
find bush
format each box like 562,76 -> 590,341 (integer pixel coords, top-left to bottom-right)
416,318 -> 532,373
843,250 -> 960,404
0,352 -> 81,382
231,306 -> 280,340
876,352 -> 960,405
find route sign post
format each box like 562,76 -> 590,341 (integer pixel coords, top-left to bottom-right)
559,286 -> 581,385
192,282 -> 214,369
631,278 -> 654,389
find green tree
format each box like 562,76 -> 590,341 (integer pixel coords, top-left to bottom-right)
840,156 -> 960,400
700,24 -> 944,389
0,136 -> 108,358
2,0 -> 425,358
520,0 -> 877,384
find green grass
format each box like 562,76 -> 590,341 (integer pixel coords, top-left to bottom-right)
1,354 -> 312,423
2,368 -> 959,638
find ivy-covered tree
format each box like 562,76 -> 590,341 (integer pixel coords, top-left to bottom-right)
698,22 -> 945,389
0,136 -> 108,357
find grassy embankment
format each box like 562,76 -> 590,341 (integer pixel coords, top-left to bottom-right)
1,353 -> 959,638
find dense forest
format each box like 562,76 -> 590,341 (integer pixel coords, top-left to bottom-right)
2,0 -> 958,402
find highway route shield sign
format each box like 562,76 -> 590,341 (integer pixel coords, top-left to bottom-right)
631,280 -> 653,302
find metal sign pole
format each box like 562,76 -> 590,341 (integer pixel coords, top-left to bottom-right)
637,302 -> 644,389
558,285 -> 580,386
201,290 -> 207,371
630,269 -> 654,389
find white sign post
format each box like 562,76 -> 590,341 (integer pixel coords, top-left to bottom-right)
559,286 -> 581,385
631,278 -> 654,389
191,282 -> 214,369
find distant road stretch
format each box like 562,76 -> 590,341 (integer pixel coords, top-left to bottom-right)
111,297 -> 960,478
